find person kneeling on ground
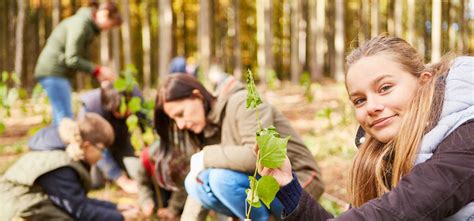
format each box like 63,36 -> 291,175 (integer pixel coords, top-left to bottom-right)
78,82 -> 143,194
0,113 -> 138,221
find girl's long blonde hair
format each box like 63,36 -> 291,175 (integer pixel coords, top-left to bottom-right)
346,35 -> 453,207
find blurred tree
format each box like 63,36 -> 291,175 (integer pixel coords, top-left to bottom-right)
334,0 -> 344,82
14,0 -> 27,86
159,0 -> 173,80
432,0 -> 441,62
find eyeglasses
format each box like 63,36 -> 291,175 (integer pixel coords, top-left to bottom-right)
92,143 -> 106,153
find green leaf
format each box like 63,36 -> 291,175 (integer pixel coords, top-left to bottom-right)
256,176 -> 280,209
5,88 -> 19,107
119,97 -> 127,116
128,97 -> 142,114
11,73 -> 20,85
143,99 -> 155,110
246,177 -> 262,208
126,114 -> 139,131
257,126 -> 289,169
142,127 -> 155,145
114,79 -> 127,92
130,130 -> 143,150
32,83 -> 44,100
246,69 -> 262,109
2,71 -> 8,82
0,122 -> 5,134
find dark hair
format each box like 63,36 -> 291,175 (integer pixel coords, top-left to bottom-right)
154,74 -> 215,153
79,113 -> 115,147
101,83 -> 122,113
90,1 -> 123,25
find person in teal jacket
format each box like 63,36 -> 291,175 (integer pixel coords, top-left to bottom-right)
34,2 -> 122,125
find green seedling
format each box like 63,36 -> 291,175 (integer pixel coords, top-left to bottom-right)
245,70 -> 289,220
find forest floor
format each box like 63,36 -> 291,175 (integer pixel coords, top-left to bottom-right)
0,81 -> 356,219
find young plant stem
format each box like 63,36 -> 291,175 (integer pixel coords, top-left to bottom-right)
246,159 -> 260,219
246,109 -> 263,219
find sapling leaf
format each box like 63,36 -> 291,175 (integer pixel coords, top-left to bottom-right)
128,97 -> 142,114
143,127 -> 155,145
0,122 -> 5,134
256,176 -> 280,209
246,177 -> 262,208
119,97 -> 127,116
114,78 -> 127,92
256,126 -> 289,168
246,70 -> 262,109
130,130 -> 143,150
126,114 -> 139,131
2,71 -> 8,82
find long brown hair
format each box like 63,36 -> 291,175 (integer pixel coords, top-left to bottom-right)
346,35 -> 453,207
154,74 -> 215,154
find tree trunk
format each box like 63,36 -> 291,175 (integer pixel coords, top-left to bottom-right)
315,0 -> 326,80
14,0 -> 27,86
100,32 -> 110,65
198,0 -> 211,80
231,0 -> 242,79
112,29 -> 121,74
358,0 -> 370,44
298,1 -> 306,77
371,0 -> 379,38
407,0 -> 415,45
394,0 -> 403,37
334,0 -> 344,82
448,0 -> 458,50
0,1 -> 6,71
121,0 -> 132,66
431,0 -> 441,62
159,0 -> 173,80
52,0 -> 61,28
257,0 -> 273,86
290,0 -> 301,84
141,0 -> 152,90
308,0 -> 322,81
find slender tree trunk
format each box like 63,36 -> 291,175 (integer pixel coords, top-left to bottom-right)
282,0 -> 291,79
407,0 -> 415,45
459,0 -> 467,52
0,1 -> 6,71
14,0 -> 27,86
112,29 -> 121,73
431,0 -> 441,62
315,0 -> 326,80
371,0 -> 379,38
52,0 -> 61,28
100,32 -> 110,65
257,0 -> 273,85
159,0 -> 173,80
198,0 -> 211,80
308,0 -> 322,81
176,0 -> 185,56
394,0 -> 403,37
290,0 -> 301,84
141,0 -> 152,90
449,0 -> 458,51
121,0 -> 132,66
230,0 -> 242,80
298,1 -> 306,76
334,0 -> 344,82
358,0 -> 370,44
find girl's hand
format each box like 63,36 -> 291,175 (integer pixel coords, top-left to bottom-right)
254,144 -> 294,187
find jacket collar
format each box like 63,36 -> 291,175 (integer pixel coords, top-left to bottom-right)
203,76 -> 244,138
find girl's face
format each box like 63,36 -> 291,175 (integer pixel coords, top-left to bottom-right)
346,54 -> 422,143
163,90 -> 207,134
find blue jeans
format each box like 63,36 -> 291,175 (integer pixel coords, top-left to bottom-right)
185,168 -> 283,221
38,76 -> 73,126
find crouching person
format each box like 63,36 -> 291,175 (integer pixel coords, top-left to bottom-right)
0,113 -> 138,221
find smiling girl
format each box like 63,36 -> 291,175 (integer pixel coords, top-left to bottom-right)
259,35 -> 474,220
